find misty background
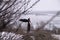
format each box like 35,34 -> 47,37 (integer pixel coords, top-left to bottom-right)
0,0 -> 60,40
17,0 -> 60,30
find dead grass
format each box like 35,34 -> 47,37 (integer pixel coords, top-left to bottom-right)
1,27 -> 58,40
33,29 -> 57,40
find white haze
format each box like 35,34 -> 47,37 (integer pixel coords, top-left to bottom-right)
31,0 -> 60,11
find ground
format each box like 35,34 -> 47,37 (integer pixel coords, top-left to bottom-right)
0,27 -> 59,40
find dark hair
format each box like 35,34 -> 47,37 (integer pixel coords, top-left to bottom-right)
28,18 -> 30,22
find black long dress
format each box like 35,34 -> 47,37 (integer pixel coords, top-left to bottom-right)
27,22 -> 30,33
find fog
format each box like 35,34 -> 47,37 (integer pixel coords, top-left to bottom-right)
20,11 -> 60,30
31,0 -> 60,11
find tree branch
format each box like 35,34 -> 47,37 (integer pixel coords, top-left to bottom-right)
0,0 -> 17,13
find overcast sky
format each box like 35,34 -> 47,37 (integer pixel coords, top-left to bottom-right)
31,0 -> 60,11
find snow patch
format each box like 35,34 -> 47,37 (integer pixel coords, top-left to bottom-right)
51,34 -> 60,40
0,32 -> 24,40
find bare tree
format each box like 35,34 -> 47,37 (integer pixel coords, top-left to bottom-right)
0,0 -> 40,31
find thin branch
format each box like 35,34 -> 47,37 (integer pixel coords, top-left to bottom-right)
0,0 -> 17,13
22,0 -> 40,14
0,0 -> 29,18
12,0 -> 40,22
3,0 -> 31,25
41,11 -> 60,29
1,0 -> 40,27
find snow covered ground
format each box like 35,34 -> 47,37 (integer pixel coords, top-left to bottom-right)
0,32 -> 35,40
0,32 -> 24,40
52,34 -> 60,40
0,32 -> 60,40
